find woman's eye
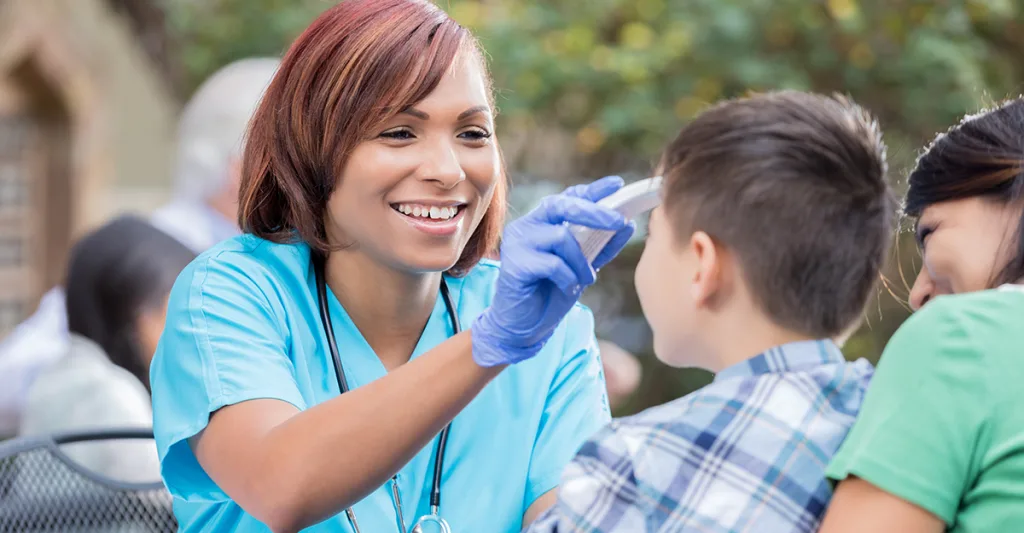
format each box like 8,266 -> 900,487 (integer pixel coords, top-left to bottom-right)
380,129 -> 414,140
459,129 -> 492,142
916,226 -> 934,249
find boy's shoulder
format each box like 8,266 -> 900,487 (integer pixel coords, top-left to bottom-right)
561,356 -> 867,532
592,352 -> 873,483
561,352 -> 870,531
619,353 -> 872,430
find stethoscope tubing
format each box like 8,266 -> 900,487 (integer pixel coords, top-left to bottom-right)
313,253 -> 457,531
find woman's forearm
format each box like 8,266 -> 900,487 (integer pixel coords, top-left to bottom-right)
194,330 -> 503,532
819,478 -> 945,533
274,331 -> 501,525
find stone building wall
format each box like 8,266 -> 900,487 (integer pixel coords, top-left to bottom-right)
0,0 -> 177,336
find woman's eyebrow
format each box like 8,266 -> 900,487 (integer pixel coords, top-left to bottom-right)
457,105 -> 490,120
398,105 -> 491,121
400,107 -> 430,120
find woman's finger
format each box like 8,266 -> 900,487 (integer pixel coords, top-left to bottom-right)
562,175 -> 624,202
515,225 -> 596,287
552,226 -> 597,287
523,252 -> 582,295
534,195 -> 626,232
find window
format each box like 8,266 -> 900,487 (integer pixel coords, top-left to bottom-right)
0,163 -> 26,208
0,114 -> 33,337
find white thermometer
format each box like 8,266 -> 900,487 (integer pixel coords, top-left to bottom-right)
570,176 -> 663,264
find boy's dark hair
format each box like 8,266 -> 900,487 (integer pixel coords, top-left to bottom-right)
659,90 -> 895,338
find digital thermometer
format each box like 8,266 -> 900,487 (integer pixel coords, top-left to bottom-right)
570,176 -> 663,264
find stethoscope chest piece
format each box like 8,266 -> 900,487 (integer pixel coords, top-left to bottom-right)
412,514 -> 452,533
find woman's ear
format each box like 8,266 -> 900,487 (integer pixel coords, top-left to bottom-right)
689,231 -> 722,308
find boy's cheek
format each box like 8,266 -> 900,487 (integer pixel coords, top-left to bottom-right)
634,248 -> 657,321
636,244 -> 683,363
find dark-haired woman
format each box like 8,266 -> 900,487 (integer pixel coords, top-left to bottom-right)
148,2 -> 634,532
20,216 -> 196,482
821,98 -> 1024,532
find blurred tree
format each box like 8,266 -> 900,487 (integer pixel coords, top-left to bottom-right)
107,0 -> 185,96
165,0 -> 331,95
459,0 -> 1024,178
167,0 -> 1024,177
164,0 -> 1024,413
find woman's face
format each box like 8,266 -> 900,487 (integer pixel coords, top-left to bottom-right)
909,196 -> 1021,309
325,53 -> 500,273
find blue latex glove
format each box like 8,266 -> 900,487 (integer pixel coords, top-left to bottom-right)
472,176 -> 637,367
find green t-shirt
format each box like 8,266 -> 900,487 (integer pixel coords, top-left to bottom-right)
827,285 -> 1024,532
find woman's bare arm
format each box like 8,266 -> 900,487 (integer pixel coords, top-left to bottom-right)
191,331 -> 501,533
819,477 -> 945,533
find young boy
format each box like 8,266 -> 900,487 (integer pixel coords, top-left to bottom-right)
527,91 -> 895,532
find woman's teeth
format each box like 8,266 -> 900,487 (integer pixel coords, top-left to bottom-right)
395,204 -> 460,220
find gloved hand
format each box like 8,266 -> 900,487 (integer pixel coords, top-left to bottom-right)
472,176 -> 636,367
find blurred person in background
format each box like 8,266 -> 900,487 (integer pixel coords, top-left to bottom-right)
0,57 -> 279,436
597,339 -> 641,410
149,56 -> 282,252
19,216 -> 196,482
822,97 -> 1024,533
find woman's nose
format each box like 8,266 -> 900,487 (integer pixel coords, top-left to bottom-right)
908,268 -> 933,311
417,142 -> 466,189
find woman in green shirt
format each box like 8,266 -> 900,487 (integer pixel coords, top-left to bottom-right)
820,98 -> 1024,532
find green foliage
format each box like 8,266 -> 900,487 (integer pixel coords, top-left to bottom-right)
167,0 -> 331,94
169,0 -> 1024,174
451,0 -> 1024,170
164,0 -> 1024,411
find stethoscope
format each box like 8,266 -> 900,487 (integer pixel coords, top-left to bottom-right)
314,253 -> 456,533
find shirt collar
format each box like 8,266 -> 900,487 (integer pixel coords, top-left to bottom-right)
713,339 -> 845,382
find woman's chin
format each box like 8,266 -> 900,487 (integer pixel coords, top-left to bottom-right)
396,249 -> 463,274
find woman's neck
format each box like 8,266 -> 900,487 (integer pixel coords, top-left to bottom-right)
324,251 -> 441,371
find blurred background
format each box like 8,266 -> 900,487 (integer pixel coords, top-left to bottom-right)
1,0 -> 1022,417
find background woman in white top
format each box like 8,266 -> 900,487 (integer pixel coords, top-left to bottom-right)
19,216 -> 196,482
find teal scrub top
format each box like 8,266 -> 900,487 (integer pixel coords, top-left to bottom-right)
150,235 -> 612,533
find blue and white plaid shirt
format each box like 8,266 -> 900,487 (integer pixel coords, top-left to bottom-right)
525,340 -> 873,533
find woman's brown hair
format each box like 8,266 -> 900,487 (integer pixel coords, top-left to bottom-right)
239,0 -> 507,274
905,97 -> 1024,287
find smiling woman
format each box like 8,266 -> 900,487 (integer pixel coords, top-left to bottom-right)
820,97 -> 1024,533
240,9 -> 505,277
148,1 -> 636,533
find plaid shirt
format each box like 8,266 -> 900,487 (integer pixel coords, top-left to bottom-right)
525,340 -> 872,533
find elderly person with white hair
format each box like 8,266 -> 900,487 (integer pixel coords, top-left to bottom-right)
0,57 -> 280,436
151,57 -> 281,252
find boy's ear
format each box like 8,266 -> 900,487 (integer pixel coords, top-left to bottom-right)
690,231 -> 722,308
